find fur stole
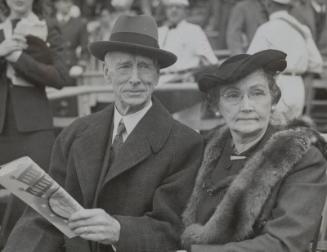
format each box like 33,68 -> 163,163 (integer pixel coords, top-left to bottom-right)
181,126 -> 318,248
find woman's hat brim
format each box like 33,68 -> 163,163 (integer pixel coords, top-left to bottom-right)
89,41 -> 177,69
198,49 -> 287,92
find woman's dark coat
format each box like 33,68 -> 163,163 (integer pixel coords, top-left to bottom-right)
182,125 -> 327,252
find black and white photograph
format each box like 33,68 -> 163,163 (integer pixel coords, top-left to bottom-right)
0,0 -> 326,251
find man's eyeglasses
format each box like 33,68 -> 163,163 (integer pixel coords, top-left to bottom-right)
220,88 -> 270,105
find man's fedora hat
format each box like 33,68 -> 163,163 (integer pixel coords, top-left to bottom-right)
89,15 -> 177,68
198,49 -> 287,92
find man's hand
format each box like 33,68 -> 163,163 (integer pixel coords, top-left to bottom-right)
68,208 -> 121,245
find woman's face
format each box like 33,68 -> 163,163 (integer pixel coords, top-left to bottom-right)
6,0 -> 34,17
218,70 -> 273,137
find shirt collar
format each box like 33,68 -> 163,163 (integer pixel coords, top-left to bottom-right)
311,0 -> 326,13
113,100 -> 152,138
269,10 -> 289,20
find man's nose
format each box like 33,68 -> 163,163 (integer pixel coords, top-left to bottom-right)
129,66 -> 141,85
239,94 -> 254,111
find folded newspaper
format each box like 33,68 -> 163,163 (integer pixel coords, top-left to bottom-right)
0,156 -> 84,238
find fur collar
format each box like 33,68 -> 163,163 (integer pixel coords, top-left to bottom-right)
181,126 -> 314,247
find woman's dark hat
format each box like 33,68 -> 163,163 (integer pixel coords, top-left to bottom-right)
89,15 -> 177,69
198,49 -> 287,92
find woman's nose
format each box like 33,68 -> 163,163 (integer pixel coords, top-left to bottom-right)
239,94 -> 254,111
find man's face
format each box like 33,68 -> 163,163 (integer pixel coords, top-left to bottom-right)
6,0 -> 34,16
104,52 -> 159,115
55,0 -> 73,15
165,4 -> 187,25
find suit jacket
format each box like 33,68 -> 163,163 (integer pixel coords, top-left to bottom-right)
51,16 -> 89,69
182,126 -> 327,252
226,0 -> 268,55
0,18 -> 70,133
4,99 -> 204,252
292,1 -> 327,59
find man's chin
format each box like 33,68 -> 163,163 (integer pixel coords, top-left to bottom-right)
122,100 -> 149,113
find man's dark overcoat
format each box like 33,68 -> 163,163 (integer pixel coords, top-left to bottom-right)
4,99 -> 203,252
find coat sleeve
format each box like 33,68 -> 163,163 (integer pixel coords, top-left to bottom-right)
2,123 -> 81,252
189,146 -> 327,252
10,19 -> 71,89
113,128 -> 204,252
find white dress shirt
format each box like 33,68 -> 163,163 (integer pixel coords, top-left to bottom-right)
311,0 -> 327,13
158,20 -> 218,72
112,101 -> 152,143
247,10 -> 323,120
248,10 -> 323,74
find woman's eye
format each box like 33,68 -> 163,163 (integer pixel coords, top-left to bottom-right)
226,92 -> 240,98
251,90 -> 266,96
139,63 -> 149,69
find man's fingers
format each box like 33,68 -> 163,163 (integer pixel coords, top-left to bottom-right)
68,217 -> 107,229
69,209 -> 103,221
11,33 -> 26,42
80,233 -> 113,243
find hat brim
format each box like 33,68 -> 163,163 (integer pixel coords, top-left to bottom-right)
198,50 -> 287,92
89,41 -> 177,69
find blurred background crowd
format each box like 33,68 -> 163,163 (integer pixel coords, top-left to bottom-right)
32,0 -> 327,132
0,0 -> 327,131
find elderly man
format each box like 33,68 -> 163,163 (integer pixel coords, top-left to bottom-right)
158,0 -> 218,82
3,15 -> 203,252
248,0 -> 323,121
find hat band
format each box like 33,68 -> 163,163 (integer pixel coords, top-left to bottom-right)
110,32 -> 159,49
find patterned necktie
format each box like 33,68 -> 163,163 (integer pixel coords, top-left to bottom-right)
112,119 -> 126,157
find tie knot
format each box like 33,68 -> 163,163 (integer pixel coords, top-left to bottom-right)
116,120 -> 126,137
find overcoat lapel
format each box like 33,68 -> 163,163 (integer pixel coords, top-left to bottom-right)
73,105 -> 114,207
103,99 -> 173,185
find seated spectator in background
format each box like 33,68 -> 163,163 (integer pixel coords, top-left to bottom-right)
158,0 -> 218,83
88,6 -> 113,43
292,0 -> 327,60
53,0 -> 89,81
181,49 -> 327,252
248,0 -> 323,121
226,0 -> 268,55
205,0 -> 242,50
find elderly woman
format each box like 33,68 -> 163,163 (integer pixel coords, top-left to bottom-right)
181,49 -> 327,252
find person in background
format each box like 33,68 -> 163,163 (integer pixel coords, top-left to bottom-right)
53,0 -> 88,80
205,0 -> 242,50
226,0 -> 268,55
181,49 -> 327,252
0,0 -> 70,246
158,0 -> 218,83
88,6 -> 113,43
292,0 -> 327,60
248,0 -> 323,121
3,14 -> 203,252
